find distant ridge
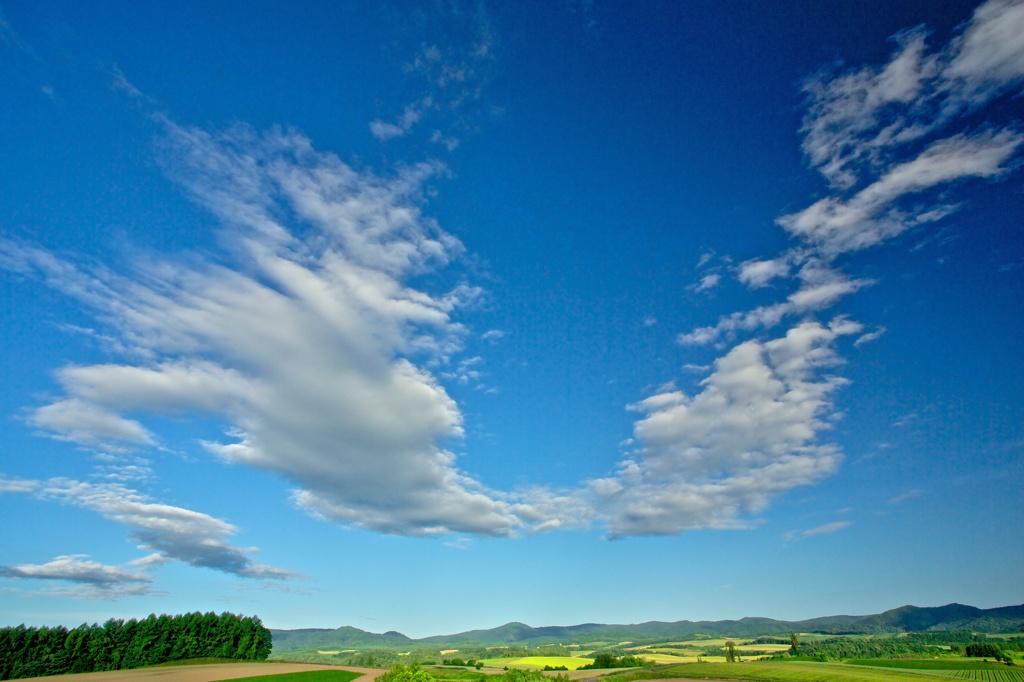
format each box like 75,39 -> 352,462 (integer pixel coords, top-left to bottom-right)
271,625 -> 413,650
270,602 -> 1024,650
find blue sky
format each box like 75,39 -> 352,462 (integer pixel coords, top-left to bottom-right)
1,0 -> 1022,638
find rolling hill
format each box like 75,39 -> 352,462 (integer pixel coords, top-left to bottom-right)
269,602 -> 1024,651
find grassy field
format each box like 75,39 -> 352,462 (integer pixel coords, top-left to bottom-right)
847,659 -> 1019,670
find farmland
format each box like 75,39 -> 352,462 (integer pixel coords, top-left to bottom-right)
7,604 -> 1024,682
478,657 -> 593,670
614,659 -> 1024,682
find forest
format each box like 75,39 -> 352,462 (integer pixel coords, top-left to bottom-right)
0,611 -> 271,680
782,629 -> 1024,662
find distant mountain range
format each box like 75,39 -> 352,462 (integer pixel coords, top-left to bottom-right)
270,602 -> 1024,651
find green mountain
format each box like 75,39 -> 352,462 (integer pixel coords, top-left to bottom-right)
271,625 -> 413,650
269,602 -> 1024,651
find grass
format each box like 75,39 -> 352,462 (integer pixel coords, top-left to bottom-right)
847,659 -> 1017,670
216,671 -> 363,682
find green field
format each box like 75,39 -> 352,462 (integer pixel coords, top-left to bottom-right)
219,671 -> 363,682
943,672 -> 1024,681
847,659 -> 1019,670
481,656 -> 593,670
614,660 -> 1024,682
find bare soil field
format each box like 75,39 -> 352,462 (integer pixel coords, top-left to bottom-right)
15,663 -> 384,682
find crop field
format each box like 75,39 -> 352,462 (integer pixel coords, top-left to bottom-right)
481,656 -> 593,670
629,652 -> 707,664
617,660 -> 995,682
737,644 -> 792,652
942,672 -> 1024,681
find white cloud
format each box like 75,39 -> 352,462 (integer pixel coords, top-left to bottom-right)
33,479 -> 296,578
780,129 -> 1023,256
2,122 -> 523,538
854,326 -> 887,347
800,30 -> 940,190
893,411 -> 918,428
943,0 -> 1024,105
0,555 -> 152,600
27,403 -> 151,451
690,273 -> 720,293
737,254 -> 793,288
784,521 -> 852,541
667,2 -> 1024,539
0,476 -> 40,493
679,262 -> 869,345
370,96 -> 433,141
374,3 -> 495,149
597,320 -> 857,536
888,488 -> 924,505
800,0 -> 1024,192
0,554 -> 149,585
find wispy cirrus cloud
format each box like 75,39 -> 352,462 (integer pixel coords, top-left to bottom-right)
370,2 -> 495,149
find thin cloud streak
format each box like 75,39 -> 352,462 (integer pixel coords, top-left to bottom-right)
0,555 -> 152,599
784,521 -> 853,541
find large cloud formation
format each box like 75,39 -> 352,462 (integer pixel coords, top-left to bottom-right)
617,0 -> 1024,534
4,123 -> 523,538
594,319 -> 858,537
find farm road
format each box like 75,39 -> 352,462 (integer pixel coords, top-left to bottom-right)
16,662 -> 386,682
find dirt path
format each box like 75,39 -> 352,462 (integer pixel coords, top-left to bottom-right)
16,662 -> 386,682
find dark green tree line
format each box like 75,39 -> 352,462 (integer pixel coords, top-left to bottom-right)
0,612 -> 271,680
